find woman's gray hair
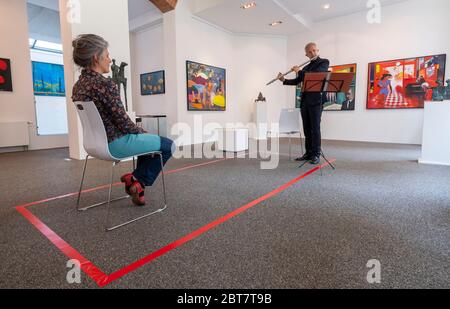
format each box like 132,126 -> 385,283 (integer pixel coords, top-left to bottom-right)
72,34 -> 109,68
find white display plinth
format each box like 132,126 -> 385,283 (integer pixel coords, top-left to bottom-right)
419,101 -> 450,166
217,128 -> 249,153
255,102 -> 268,140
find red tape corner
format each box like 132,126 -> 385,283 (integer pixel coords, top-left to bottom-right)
15,158 -> 335,287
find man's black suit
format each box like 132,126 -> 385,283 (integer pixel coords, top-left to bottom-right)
283,57 -> 330,158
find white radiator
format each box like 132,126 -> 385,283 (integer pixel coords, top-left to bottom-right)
0,122 -> 30,148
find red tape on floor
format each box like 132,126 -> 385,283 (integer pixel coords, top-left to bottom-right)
104,160 -> 335,286
16,206 -> 109,284
15,158 -> 231,209
15,158 -> 335,287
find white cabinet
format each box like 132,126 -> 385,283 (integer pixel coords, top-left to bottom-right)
217,128 -> 249,153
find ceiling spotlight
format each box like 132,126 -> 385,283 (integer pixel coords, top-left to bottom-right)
241,2 -> 256,9
269,21 -> 283,26
322,4 -> 331,10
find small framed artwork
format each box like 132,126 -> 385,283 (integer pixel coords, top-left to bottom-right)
0,58 -> 13,92
186,60 -> 226,111
141,70 -> 165,95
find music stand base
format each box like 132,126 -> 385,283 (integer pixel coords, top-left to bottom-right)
298,150 -> 335,171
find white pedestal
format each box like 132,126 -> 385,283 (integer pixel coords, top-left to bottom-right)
255,102 -> 268,140
419,101 -> 450,166
217,128 -> 249,152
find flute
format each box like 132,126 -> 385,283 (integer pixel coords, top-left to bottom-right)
266,56 -> 319,86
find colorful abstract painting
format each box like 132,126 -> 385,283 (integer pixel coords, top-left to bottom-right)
367,54 -> 446,109
186,60 -> 226,111
141,70 -> 165,95
32,61 -> 66,97
296,63 -> 357,111
0,58 -> 13,92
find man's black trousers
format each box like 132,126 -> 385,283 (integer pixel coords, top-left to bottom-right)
300,104 -> 323,157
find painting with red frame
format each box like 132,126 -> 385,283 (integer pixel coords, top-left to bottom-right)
0,58 -> 13,92
367,54 -> 446,109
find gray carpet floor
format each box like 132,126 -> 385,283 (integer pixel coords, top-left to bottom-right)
0,139 -> 449,289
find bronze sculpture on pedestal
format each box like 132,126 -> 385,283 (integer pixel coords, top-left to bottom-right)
111,59 -> 129,111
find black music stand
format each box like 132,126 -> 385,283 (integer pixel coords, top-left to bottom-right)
298,72 -> 354,170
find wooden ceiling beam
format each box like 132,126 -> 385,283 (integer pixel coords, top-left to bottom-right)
149,0 -> 178,13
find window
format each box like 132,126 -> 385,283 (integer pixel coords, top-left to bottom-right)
30,39 -> 68,136
29,38 -> 63,54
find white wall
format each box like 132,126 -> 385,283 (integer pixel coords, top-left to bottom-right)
2,0 -> 449,153
233,34 -> 287,126
287,0 -> 450,145
60,0 -> 134,160
0,0 -> 68,151
130,0 -> 288,145
30,49 -> 69,142
0,0 -> 35,146
130,24 -> 166,116
175,9 -> 236,145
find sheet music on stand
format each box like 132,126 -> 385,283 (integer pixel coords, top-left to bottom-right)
302,72 -> 354,94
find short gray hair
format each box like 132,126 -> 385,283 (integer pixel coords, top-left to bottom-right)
72,34 -> 109,68
305,42 -> 317,52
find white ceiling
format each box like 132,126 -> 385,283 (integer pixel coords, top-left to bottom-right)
26,0 -> 159,21
27,1 -> 61,43
27,0 -> 59,11
128,0 -> 159,21
278,0 -> 408,23
193,0 -> 411,35
26,0 -> 159,43
25,0 -> 412,41
194,0 -> 309,35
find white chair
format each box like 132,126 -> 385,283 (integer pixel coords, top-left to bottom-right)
278,108 -> 303,160
74,101 -> 167,232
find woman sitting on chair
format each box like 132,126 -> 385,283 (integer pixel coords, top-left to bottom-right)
72,34 -> 174,206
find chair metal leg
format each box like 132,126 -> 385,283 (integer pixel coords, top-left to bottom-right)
79,196 -> 129,212
289,135 -> 292,161
77,155 -> 89,211
76,153 -> 168,232
133,157 -> 136,170
77,159 -> 129,212
159,153 -> 168,207
105,162 -> 117,231
105,153 -> 168,232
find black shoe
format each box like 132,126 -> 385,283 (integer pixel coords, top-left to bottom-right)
295,154 -> 312,161
309,156 -> 320,165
